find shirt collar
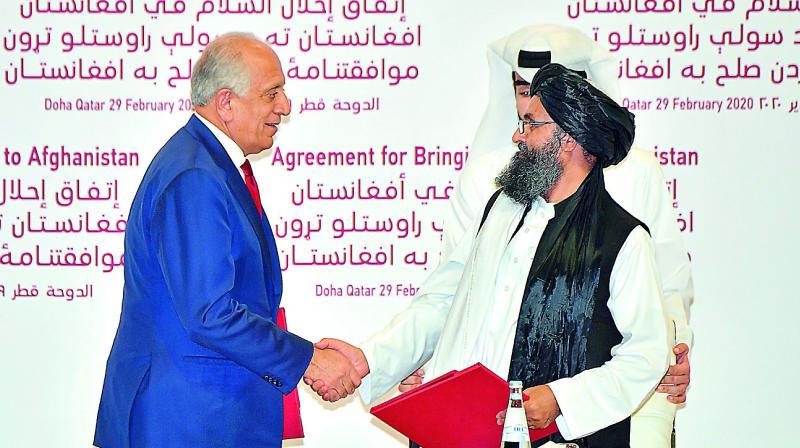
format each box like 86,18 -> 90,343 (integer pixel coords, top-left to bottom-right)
532,195 -> 556,220
194,112 -> 247,178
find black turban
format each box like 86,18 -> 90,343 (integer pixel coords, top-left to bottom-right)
529,63 -> 635,168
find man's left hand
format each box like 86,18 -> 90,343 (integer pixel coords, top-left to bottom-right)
399,369 -> 425,393
657,342 -> 690,403
496,385 -> 560,430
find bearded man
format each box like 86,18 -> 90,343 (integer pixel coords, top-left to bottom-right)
320,63 -> 671,447
426,25 -> 691,446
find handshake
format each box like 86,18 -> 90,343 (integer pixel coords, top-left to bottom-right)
302,338 -> 370,402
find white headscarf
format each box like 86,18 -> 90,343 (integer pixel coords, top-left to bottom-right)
469,24 -> 619,160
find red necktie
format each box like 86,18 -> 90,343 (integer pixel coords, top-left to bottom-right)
240,160 -> 263,217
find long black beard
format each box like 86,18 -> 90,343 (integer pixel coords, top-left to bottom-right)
495,133 -> 563,205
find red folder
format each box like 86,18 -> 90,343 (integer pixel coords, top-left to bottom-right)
276,307 -> 304,440
370,363 -> 558,447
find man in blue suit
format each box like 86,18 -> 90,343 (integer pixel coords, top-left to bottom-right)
94,33 -> 363,447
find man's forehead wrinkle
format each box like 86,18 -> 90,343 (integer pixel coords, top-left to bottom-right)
527,99 -> 551,121
523,109 -> 547,121
258,77 -> 284,92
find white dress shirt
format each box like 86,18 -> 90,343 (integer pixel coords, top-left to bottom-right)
195,113 -> 248,181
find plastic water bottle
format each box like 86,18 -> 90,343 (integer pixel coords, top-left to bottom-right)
501,380 -> 531,448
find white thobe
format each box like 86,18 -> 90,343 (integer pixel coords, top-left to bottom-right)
360,193 -> 670,440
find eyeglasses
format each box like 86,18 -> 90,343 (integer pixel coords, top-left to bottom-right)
517,119 -> 554,134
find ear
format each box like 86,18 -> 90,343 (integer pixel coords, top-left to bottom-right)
215,89 -> 234,123
560,134 -> 578,153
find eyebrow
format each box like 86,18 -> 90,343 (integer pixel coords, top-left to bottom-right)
522,112 -> 549,122
263,82 -> 283,92
514,79 -> 530,87
259,85 -> 282,96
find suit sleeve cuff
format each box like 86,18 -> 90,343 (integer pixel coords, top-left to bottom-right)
265,337 -> 314,395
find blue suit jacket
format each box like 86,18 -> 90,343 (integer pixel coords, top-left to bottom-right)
94,116 -> 313,447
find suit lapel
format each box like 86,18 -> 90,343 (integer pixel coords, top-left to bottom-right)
184,116 -> 278,295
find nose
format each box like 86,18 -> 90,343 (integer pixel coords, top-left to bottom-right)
512,127 -> 524,145
275,90 -> 291,116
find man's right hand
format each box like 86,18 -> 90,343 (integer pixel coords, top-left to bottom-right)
303,347 -> 361,402
315,338 -> 369,378
399,369 -> 425,393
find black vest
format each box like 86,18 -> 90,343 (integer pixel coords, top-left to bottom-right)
481,169 -> 647,448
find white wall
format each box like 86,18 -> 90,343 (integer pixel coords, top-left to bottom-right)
1,1 -> 798,446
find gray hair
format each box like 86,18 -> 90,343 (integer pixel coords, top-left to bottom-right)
190,32 -> 261,106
